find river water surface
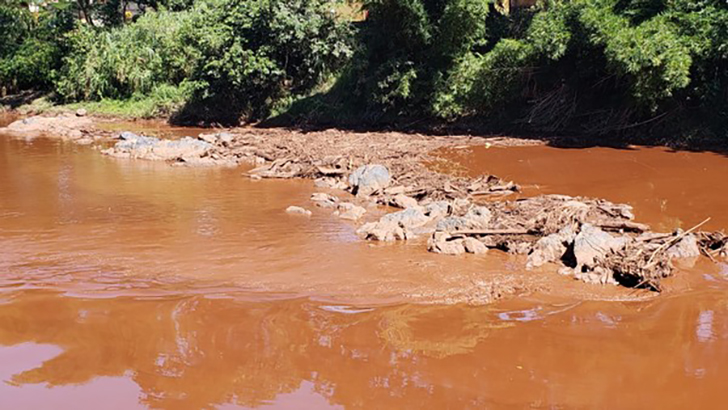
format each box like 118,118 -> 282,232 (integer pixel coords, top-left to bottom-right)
2,118 -> 728,409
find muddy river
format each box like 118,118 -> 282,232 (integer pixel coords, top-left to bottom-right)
2,118 -> 728,408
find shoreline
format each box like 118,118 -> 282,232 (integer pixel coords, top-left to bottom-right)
5,98 -> 728,154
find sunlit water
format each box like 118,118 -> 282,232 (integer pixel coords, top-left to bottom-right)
2,122 -> 728,408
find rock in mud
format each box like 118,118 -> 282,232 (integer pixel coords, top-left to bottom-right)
75,137 -> 94,145
451,198 -> 471,215
464,205 -> 493,228
248,158 -> 304,178
388,194 -> 419,209
526,227 -> 576,269
424,201 -> 451,219
314,177 -> 348,190
574,266 -> 618,285
380,207 -> 430,229
666,234 -> 701,259
103,132 -> 214,164
503,240 -> 534,255
357,220 -> 410,241
573,224 -> 627,270
558,267 -> 575,276
348,164 -> 391,195
286,206 -> 312,217
463,237 -> 488,255
75,108 -> 87,117
0,115 -> 95,140
428,232 -> 466,255
311,193 -> 338,208
335,202 -> 367,221
435,216 -> 477,232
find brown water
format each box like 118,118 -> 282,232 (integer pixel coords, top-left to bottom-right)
2,125 -> 728,409
446,144 -> 728,232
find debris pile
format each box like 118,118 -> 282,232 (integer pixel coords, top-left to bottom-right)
102,132 -> 236,166
232,129 -> 522,203
344,177 -> 723,290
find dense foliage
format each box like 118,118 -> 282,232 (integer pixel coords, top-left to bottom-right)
0,0 -> 726,139
348,0 -> 728,138
178,0 -> 354,122
0,1 -> 75,93
51,0 -> 353,122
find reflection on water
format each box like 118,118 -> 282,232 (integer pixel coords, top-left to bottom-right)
3,127 -> 728,408
1,290 -> 728,408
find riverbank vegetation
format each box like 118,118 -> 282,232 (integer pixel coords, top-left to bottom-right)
1,0 -> 726,143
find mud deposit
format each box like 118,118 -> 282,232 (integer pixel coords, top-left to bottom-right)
2,125 -> 728,408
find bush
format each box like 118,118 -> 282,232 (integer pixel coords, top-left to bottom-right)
0,2 -> 74,92
55,10 -> 202,101
182,0 -> 355,122
350,0 -> 490,116
54,0 -> 354,123
358,0 -> 728,138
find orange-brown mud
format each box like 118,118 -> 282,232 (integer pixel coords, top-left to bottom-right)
2,122 -> 728,408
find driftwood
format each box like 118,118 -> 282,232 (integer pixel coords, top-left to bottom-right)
451,229 -> 532,236
597,220 -> 650,233
645,218 -> 710,269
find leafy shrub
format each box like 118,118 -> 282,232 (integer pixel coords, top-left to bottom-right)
55,10 -> 202,101
182,0 -> 355,122
54,0 -> 354,123
351,0 -> 490,115
0,2 -> 74,92
365,0 -> 728,138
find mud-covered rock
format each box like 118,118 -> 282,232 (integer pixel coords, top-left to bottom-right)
0,115 -> 95,140
389,194 -> 419,209
199,132 -> 234,145
75,137 -> 94,145
314,177 -> 348,190
286,206 -> 312,216
381,207 -> 430,229
103,133 -> 214,163
463,237 -> 488,255
574,266 -> 618,285
451,198 -> 471,215
464,206 -> 492,228
424,201 -> 451,219
666,234 -> 701,259
335,202 -> 367,221
435,216 -> 476,232
558,267 -> 574,276
428,232 -> 466,255
311,193 -> 338,208
349,164 -> 391,195
526,227 -> 576,269
573,224 -> 627,270
357,220 -> 409,241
